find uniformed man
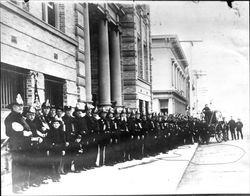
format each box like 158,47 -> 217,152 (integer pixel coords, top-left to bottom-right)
24,106 -> 44,187
48,105 -> 57,125
73,104 -> 89,170
162,112 -> 170,152
200,118 -> 209,144
46,119 -> 66,182
4,94 -> 33,193
146,111 -> 155,155
120,108 -> 130,161
84,103 -> 97,169
113,108 -> 122,163
220,117 -> 228,141
236,118 -> 243,140
91,106 -> 101,167
141,111 -> 148,157
97,107 -> 109,166
35,100 -> 51,183
105,108 -> 116,165
202,104 -> 212,124
41,99 -> 51,124
228,116 -> 236,140
62,106 -> 75,173
127,109 -> 137,159
135,109 -> 143,159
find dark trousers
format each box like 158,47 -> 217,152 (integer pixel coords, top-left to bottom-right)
230,129 -> 236,140
236,130 -> 243,139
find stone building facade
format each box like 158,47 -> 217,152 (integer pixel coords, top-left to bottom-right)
151,35 -> 190,115
0,1 -> 152,137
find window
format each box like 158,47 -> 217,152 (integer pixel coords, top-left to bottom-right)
144,43 -> 148,81
160,99 -> 168,114
1,66 -> 27,109
42,2 -> 58,28
145,101 -> 149,115
139,99 -> 143,114
45,75 -> 64,107
137,37 -> 143,79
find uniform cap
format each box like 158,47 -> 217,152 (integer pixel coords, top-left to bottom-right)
56,106 -> 64,111
92,106 -> 99,114
141,111 -> 146,116
50,105 -> 56,110
42,99 -> 50,109
74,103 -> 86,113
23,106 -> 36,116
135,109 -> 140,115
126,108 -> 131,114
85,103 -> 94,111
8,94 -> 24,108
99,107 -> 108,114
131,109 -> 136,115
64,106 -> 72,111
108,108 -> 114,114
121,108 -> 127,115
51,118 -> 61,124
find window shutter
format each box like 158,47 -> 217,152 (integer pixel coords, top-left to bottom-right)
58,4 -> 65,33
42,3 -> 46,21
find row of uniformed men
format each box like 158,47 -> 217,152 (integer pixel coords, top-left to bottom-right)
5,96 -> 209,192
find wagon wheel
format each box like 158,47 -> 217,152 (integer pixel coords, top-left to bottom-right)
215,124 -> 223,143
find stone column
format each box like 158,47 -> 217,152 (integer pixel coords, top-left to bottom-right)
110,26 -> 122,107
175,66 -> 177,89
98,18 -> 111,106
176,69 -> 179,90
84,3 -> 92,103
168,97 -> 174,114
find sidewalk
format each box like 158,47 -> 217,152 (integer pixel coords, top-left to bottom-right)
3,143 -> 199,195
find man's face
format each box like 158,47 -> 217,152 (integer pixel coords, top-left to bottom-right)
86,109 -> 92,116
65,110 -> 71,116
53,121 -> 60,129
27,113 -> 35,121
108,113 -> 114,118
121,113 -> 126,119
136,114 -> 140,119
142,115 -> 146,120
50,109 -> 56,116
101,112 -> 107,119
12,105 -> 23,114
76,111 -> 83,117
43,108 -> 50,115
93,113 -> 100,119
57,109 -> 63,117
36,109 -> 42,116
115,113 -> 120,119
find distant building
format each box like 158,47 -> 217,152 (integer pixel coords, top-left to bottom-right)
151,35 -> 190,114
0,1 -> 152,137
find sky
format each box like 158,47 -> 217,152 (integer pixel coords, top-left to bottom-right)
149,1 -> 249,125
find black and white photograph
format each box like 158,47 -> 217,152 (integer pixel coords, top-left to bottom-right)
1,0 -> 249,195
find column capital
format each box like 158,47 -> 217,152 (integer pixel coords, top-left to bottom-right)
103,10 -> 112,22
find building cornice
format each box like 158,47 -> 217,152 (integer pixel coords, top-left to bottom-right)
153,90 -> 187,102
152,35 -> 189,69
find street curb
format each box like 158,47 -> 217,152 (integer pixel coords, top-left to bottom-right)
175,142 -> 199,191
